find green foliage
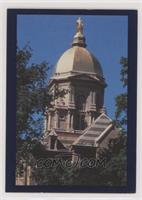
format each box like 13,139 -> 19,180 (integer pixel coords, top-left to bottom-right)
32,134 -> 127,186
16,137 -> 40,176
96,134 -> 127,186
120,57 -> 128,87
16,45 -> 68,138
115,57 -> 128,131
16,45 -> 50,138
33,164 -> 77,185
16,44 -> 50,175
71,134 -> 127,186
115,93 -> 127,126
16,44 -> 69,177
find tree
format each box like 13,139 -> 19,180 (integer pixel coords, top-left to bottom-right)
16,44 -> 50,176
16,45 -> 50,138
30,132 -> 126,186
16,45 -> 68,178
115,57 -> 128,132
95,134 -> 127,186
65,134 -> 127,186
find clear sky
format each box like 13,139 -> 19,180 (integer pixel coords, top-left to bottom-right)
17,14 -> 128,119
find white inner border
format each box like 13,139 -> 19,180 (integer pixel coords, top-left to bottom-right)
0,0 -> 142,200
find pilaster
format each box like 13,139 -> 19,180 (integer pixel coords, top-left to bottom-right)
47,112 -> 51,130
54,110 -> 58,129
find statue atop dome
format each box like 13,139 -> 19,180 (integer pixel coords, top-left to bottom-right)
72,17 -> 86,47
76,17 -> 83,34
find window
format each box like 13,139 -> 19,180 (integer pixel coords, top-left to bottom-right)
74,113 -> 86,130
50,136 -> 57,149
76,95 -> 86,111
59,112 -> 66,120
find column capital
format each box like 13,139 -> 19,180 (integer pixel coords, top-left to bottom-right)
89,104 -> 96,111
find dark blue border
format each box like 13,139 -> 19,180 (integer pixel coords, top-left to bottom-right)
6,9 -> 137,193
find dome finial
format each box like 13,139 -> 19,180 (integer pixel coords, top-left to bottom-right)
72,17 -> 87,48
76,17 -> 83,34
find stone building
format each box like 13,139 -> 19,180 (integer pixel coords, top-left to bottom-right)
43,17 -> 119,159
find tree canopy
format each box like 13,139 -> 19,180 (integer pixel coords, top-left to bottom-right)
16,45 -> 50,138
16,45 -> 68,176
115,57 -> 128,132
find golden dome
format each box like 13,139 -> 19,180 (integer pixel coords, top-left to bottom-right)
55,46 -> 103,77
54,17 -> 103,78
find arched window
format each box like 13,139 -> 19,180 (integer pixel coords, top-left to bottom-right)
58,111 -> 66,130
74,113 -> 86,130
74,95 -> 87,130
76,95 -> 86,111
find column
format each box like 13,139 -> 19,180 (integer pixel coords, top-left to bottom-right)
93,91 -> 96,105
100,89 -> 104,108
26,165 -> 31,185
48,136 -> 51,150
67,110 -> 71,131
69,86 -> 72,103
43,115 -> 47,134
70,112 -> 74,130
54,110 -> 58,129
71,86 -> 74,103
70,86 -> 75,106
23,162 -> 27,185
91,91 -> 93,104
47,112 -> 51,130
88,112 -> 92,126
54,138 -> 58,150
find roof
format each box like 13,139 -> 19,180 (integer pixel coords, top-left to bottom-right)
72,113 -> 114,148
57,132 -> 81,148
49,129 -> 57,136
54,18 -> 103,78
55,46 -> 103,77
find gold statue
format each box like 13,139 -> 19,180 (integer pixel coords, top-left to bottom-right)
76,17 -> 83,34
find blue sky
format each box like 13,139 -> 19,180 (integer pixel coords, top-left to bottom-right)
17,15 -> 128,119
